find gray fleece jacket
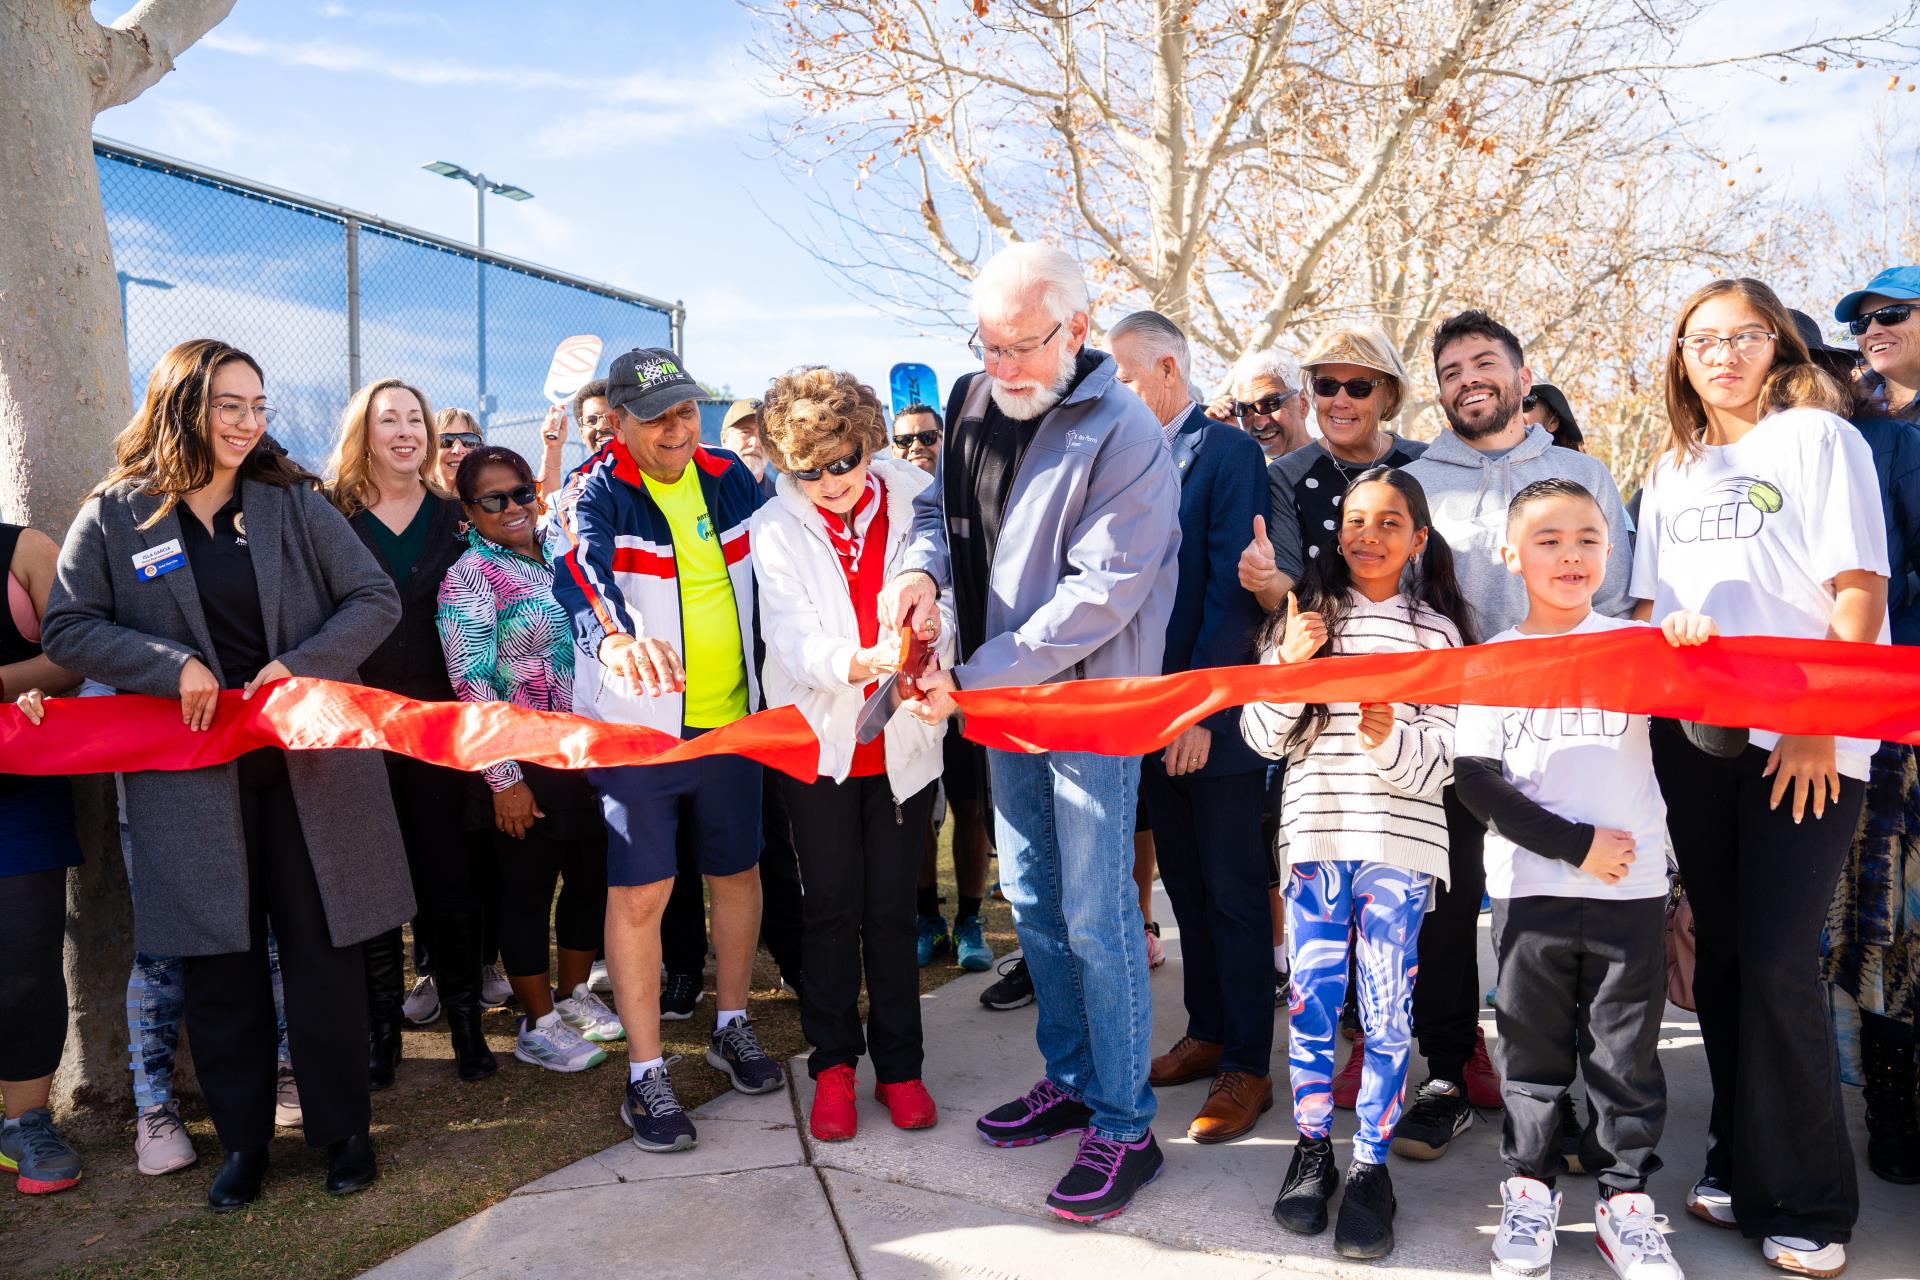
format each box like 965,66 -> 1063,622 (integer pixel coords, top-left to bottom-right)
1402,423 -> 1634,636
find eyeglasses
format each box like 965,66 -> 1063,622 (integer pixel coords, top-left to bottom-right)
1231,389 -> 1299,418
893,430 -> 940,449
580,411 -> 613,429
439,432 -> 483,450
1678,331 -> 1775,361
466,482 -> 539,514
968,321 -> 1063,363
790,445 -> 864,483
1849,303 -> 1916,337
1310,376 -> 1385,400
212,402 -> 277,427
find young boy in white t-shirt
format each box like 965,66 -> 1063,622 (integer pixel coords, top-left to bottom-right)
1455,478 -> 1715,1280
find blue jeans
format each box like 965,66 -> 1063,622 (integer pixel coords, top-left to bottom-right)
987,748 -> 1154,1141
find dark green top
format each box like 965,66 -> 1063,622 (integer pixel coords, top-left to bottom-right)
357,496 -> 433,578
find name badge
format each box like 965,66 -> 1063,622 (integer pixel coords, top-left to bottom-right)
133,539 -> 186,580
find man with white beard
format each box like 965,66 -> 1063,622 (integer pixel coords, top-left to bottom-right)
880,244 -> 1182,1222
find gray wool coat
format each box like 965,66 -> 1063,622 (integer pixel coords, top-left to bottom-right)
42,477 -> 416,957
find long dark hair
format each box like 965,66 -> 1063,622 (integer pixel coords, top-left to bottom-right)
1259,466 -> 1477,754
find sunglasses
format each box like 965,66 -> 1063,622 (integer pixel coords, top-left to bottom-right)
1849,303 -> 1916,337
1522,393 -> 1539,411
466,482 -> 539,514
1231,389 -> 1299,418
791,446 -> 864,483
893,430 -> 940,449
439,432 -> 483,450
1310,376 -> 1385,400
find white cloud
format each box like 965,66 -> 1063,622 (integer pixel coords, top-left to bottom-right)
151,100 -> 243,162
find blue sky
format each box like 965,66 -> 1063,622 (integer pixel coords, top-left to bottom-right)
90,1 -> 1909,424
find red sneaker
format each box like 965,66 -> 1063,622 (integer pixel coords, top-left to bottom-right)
875,1078 -> 939,1130
810,1065 -> 859,1142
1330,1034 -> 1365,1110
1464,1025 -> 1504,1110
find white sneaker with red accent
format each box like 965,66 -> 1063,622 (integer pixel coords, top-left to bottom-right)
1595,1192 -> 1684,1280
1762,1236 -> 1846,1278
1491,1177 -> 1560,1278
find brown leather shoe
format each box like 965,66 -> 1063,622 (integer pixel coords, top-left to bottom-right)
1188,1070 -> 1273,1144
1149,1036 -> 1223,1087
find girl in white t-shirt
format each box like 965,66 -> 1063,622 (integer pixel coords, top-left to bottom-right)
1631,277 -> 1889,1278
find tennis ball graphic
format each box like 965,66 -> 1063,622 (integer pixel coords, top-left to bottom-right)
1747,481 -> 1783,513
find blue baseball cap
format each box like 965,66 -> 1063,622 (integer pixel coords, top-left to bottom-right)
1834,265 -> 1920,323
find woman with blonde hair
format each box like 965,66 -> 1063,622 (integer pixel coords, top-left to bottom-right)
327,378 -> 505,1088
1632,278 -> 1888,1276
430,406 -> 484,492
43,339 -> 407,1209
752,367 -> 953,1143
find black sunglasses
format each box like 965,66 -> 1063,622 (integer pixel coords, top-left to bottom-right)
791,446 -> 864,483
439,432 -> 483,449
467,482 -> 539,514
1850,303 -> 1916,337
893,430 -> 940,448
1522,393 -> 1539,411
1231,389 -> 1299,418
1310,375 -> 1385,400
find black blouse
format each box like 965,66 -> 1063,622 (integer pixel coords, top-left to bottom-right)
348,496 -> 466,701
179,492 -> 269,689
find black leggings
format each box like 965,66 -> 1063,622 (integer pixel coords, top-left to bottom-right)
494,765 -> 608,978
0,867 -> 68,1081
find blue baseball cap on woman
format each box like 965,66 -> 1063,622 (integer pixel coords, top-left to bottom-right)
1834,265 -> 1920,323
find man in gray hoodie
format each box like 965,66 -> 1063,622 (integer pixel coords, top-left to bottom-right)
1391,310 -> 1634,1163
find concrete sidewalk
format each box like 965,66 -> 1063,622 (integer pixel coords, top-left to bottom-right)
368,889 -> 1918,1279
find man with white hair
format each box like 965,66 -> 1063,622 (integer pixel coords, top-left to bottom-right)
1209,347 -> 1311,461
1110,312 -> 1274,1144
881,245 -> 1182,1222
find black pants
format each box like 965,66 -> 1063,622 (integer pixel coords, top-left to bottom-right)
182,750 -> 368,1150
1490,894 -> 1667,1193
1651,720 -> 1863,1242
661,774 -> 805,982
1142,758 -> 1272,1075
494,765 -> 608,978
0,867 -> 68,1081
784,774 -> 933,1080
378,754 -> 483,1012
661,825 -> 708,977
1413,786 -> 1487,1084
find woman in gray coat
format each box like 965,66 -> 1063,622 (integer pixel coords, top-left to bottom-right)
42,339 -> 411,1212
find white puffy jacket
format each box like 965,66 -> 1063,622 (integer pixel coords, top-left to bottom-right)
753,455 -> 956,799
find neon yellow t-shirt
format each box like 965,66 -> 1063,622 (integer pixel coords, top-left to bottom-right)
641,465 -> 749,728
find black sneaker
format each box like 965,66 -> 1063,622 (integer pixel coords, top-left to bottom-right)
1334,1159 -> 1397,1259
621,1062 -> 696,1153
706,1016 -> 786,1095
660,972 -> 703,1021
976,1078 -> 1093,1148
1273,1135 -> 1340,1234
980,956 -> 1035,1011
1390,1077 -> 1474,1160
1045,1130 -> 1164,1223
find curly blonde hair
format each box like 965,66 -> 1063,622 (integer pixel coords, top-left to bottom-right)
757,367 -> 888,474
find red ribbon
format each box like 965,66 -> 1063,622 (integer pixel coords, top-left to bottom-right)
2,631 -> 1916,780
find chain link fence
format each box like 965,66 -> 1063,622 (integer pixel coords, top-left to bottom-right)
97,138 -> 682,476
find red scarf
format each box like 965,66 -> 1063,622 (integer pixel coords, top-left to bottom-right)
819,476 -> 890,777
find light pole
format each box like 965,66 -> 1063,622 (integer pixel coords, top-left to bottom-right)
421,161 -> 534,429
116,270 -> 173,343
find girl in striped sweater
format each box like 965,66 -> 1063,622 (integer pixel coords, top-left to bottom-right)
1243,467 -> 1476,1260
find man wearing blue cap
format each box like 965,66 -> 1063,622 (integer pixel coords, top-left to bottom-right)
1835,265 -> 1920,421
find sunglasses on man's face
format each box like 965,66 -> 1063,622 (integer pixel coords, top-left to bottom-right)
467,483 -> 539,514
1850,303 -> 1916,337
893,430 -> 940,449
439,432 -> 483,450
791,446 -> 864,483
1231,389 -> 1299,418
1310,375 -> 1384,400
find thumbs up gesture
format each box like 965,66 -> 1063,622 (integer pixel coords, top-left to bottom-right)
1239,515 -> 1278,594
1278,591 -> 1328,665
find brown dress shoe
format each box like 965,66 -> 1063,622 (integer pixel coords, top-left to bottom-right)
1149,1036 -> 1223,1087
1188,1070 -> 1273,1144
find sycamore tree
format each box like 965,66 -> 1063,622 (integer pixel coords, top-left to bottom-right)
0,0 -> 238,1116
746,0 -> 1917,486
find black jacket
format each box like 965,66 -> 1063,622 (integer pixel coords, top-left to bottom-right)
350,496 -> 466,701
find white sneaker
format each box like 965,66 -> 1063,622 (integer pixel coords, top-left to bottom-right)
514,1011 -> 608,1073
480,964 -> 512,1008
402,974 -> 441,1025
1491,1177 -> 1560,1279
1762,1237 -> 1846,1278
273,1063 -> 303,1129
588,959 -> 613,997
1683,1176 -> 1735,1228
555,983 -> 626,1042
134,1102 -> 197,1176
1595,1192 -> 1683,1280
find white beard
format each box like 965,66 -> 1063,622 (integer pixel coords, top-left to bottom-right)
987,342 -> 1078,421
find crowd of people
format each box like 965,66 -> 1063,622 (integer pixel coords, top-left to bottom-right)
1,245 -> 1918,1280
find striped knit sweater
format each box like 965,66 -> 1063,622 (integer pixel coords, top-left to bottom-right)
1240,591 -> 1461,886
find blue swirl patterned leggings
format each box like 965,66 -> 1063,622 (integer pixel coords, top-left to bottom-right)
1284,860 -> 1432,1165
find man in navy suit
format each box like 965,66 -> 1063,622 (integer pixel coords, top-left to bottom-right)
1110,312 -> 1275,1144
